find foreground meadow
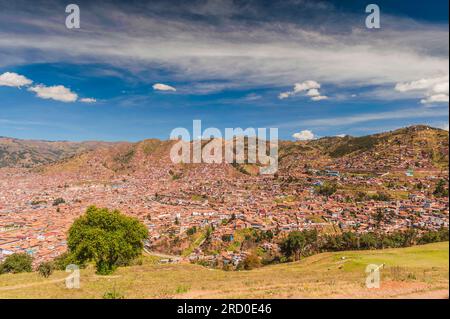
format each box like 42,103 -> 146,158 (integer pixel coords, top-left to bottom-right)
0,242 -> 448,299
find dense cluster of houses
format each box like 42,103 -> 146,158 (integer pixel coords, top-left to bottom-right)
0,162 -> 448,266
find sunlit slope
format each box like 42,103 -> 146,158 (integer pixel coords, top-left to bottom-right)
0,242 -> 447,299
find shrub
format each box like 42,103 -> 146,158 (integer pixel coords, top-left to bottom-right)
0,253 -> 33,274
103,286 -> 124,299
52,252 -> 77,270
38,261 -> 54,278
53,198 -> 65,206
175,285 -> 190,294
238,252 -> 262,270
186,226 -> 197,236
315,183 -> 337,197
433,179 -> 449,198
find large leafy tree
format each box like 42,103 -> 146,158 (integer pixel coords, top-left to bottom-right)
280,230 -> 318,261
67,206 -> 148,275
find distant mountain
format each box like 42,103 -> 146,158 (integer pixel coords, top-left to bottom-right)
1,125 -> 448,175
0,137 -> 117,168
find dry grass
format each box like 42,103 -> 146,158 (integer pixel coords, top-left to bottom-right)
0,242 -> 447,299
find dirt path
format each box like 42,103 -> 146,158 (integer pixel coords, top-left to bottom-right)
143,248 -> 182,260
396,289 -> 448,299
0,278 -> 65,291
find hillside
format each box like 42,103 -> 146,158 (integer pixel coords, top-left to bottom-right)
38,138 -> 246,179
278,125 -> 449,174
0,137 -> 116,168
0,125 -> 448,176
0,242 -> 447,299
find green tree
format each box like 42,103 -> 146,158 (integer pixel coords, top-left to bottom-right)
67,206 -> 148,275
433,179 -> 449,198
52,252 -> 77,270
315,183 -> 337,197
53,198 -> 65,206
360,233 -> 378,249
280,230 -> 317,261
186,226 -> 197,236
0,253 -> 33,274
373,208 -> 385,229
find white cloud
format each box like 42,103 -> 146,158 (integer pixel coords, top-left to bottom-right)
28,85 -> 78,102
421,94 -> 449,104
294,81 -> 321,92
395,75 -> 448,92
153,83 -> 176,92
278,92 -> 291,100
306,88 -> 320,96
0,72 -> 32,87
336,134 -> 347,138
395,75 -> 449,105
292,130 -> 315,141
432,81 -> 449,94
80,97 -> 97,103
280,80 -> 328,101
311,95 -> 328,101
0,71 -> 94,104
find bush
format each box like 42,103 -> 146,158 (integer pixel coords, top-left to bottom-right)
186,226 -> 197,236
433,179 -> 449,198
67,206 -> 148,275
315,183 -> 337,197
103,286 -> 124,299
53,198 -> 65,206
38,261 -> 54,278
221,234 -> 233,242
370,192 -> 392,202
52,252 -> 77,270
0,253 -> 33,274
237,252 -> 262,270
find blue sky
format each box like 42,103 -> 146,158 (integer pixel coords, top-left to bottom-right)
0,0 -> 448,141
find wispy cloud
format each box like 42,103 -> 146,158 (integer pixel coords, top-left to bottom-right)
153,83 -> 177,92
79,97 -> 97,103
395,74 -> 449,105
0,0 -> 447,98
275,107 -> 450,129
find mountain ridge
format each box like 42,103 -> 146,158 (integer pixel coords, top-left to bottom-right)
1,125 -> 448,174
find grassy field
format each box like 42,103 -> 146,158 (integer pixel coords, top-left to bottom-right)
0,242 -> 448,299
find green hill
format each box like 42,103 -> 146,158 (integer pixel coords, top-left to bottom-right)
0,242 -> 447,299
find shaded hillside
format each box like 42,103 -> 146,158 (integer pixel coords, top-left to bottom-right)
0,137 -> 115,168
